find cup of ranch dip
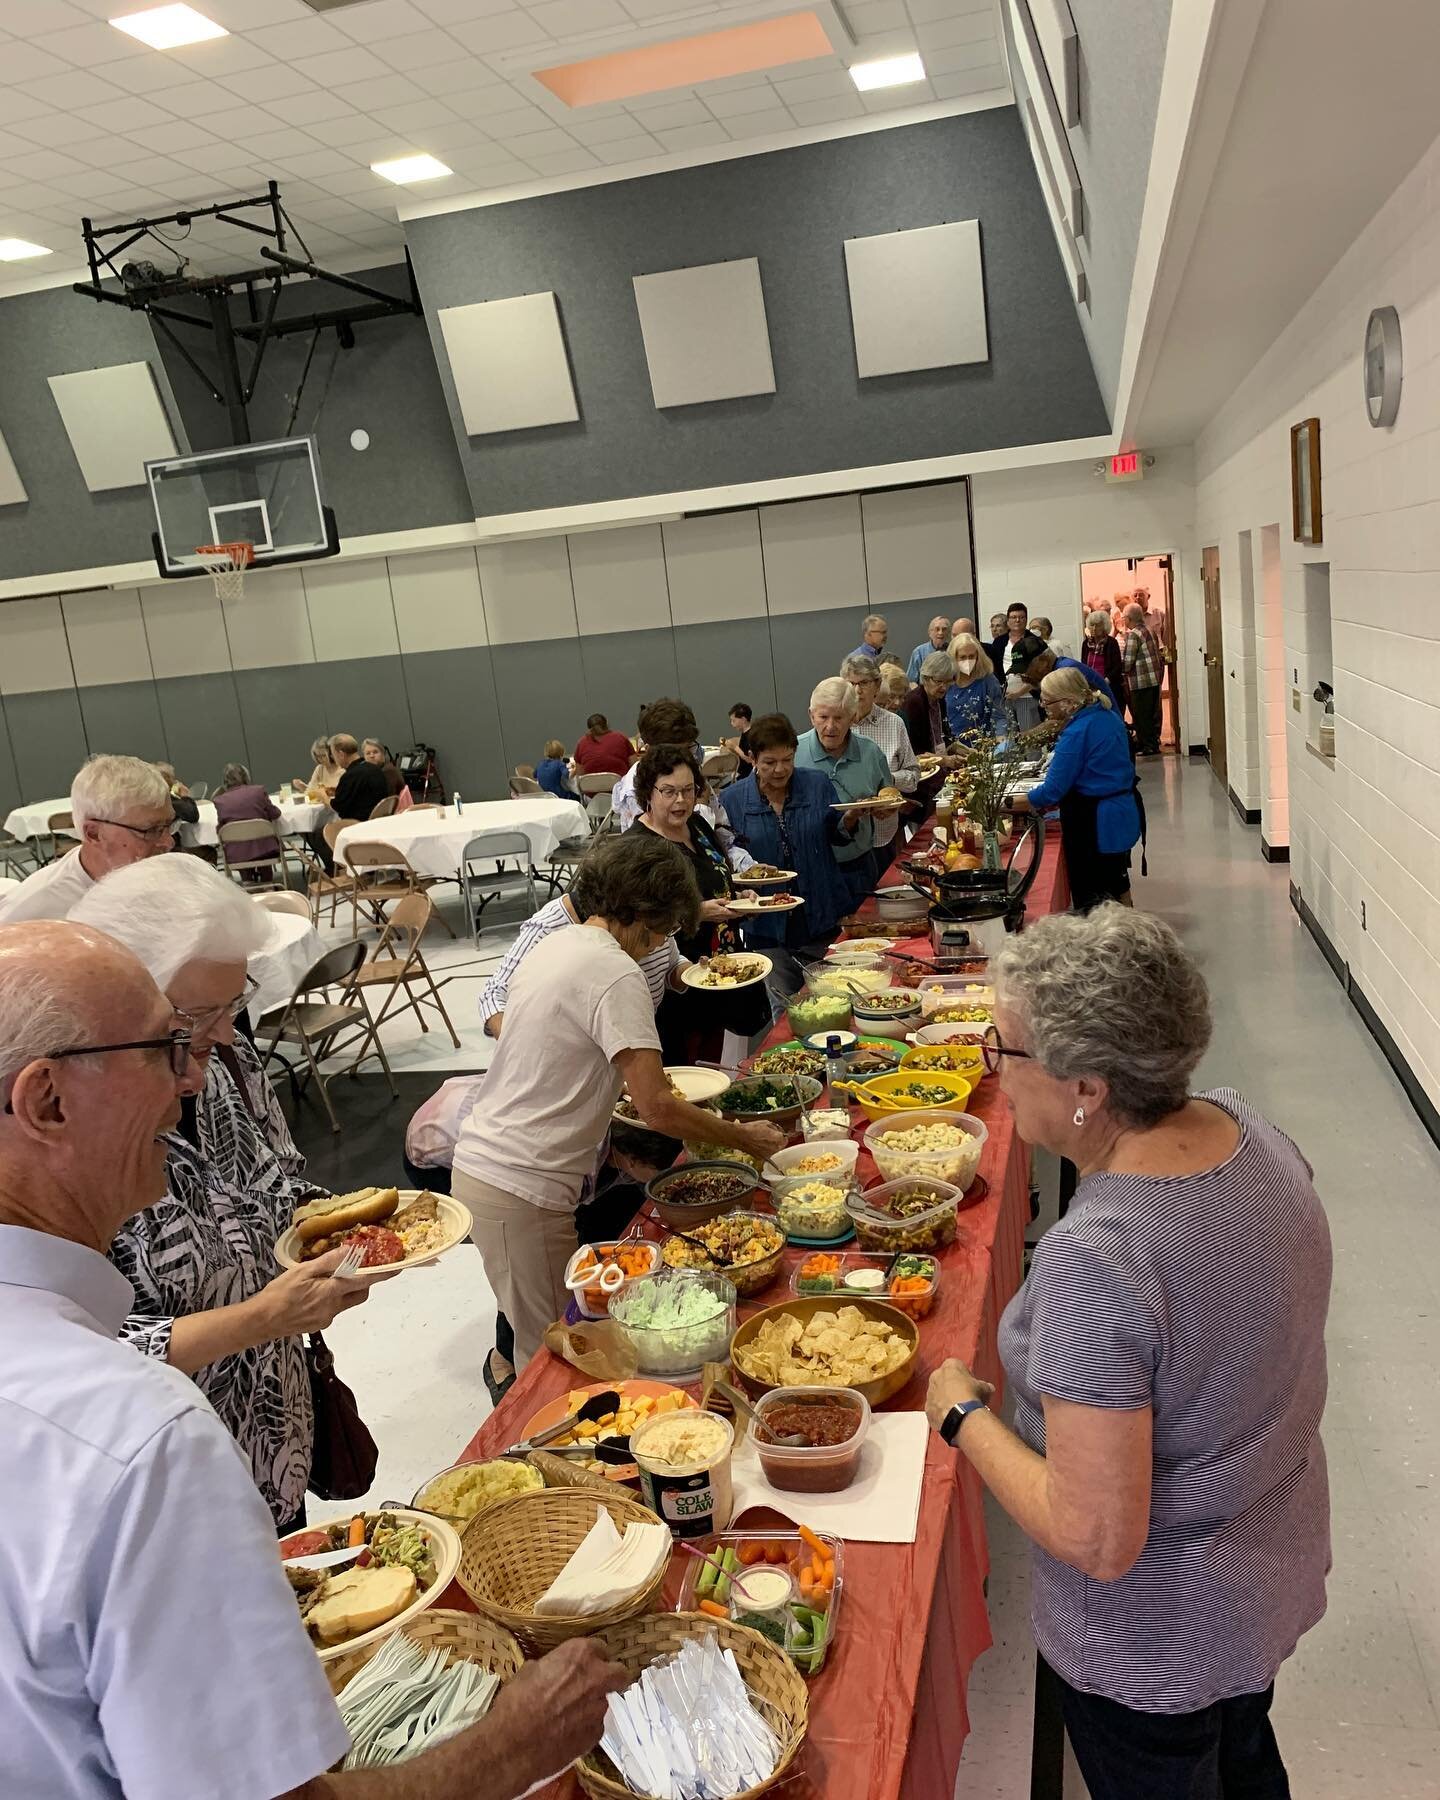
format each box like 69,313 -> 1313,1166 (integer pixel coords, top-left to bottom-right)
629,1409 -> 734,1539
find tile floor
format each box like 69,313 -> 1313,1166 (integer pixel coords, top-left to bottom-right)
293,758 -> 1440,1796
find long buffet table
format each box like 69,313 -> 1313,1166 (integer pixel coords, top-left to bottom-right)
454,820 -> 1069,1800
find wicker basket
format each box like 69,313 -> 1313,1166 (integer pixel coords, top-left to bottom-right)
323,1608 -> 523,1698
458,1487 -> 667,1655
574,1613 -> 809,1800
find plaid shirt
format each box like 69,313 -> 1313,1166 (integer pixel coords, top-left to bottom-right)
1123,625 -> 1162,690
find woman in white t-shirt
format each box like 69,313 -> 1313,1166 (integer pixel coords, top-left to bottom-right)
452,834 -> 785,1369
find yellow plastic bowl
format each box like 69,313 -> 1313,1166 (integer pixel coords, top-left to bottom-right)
844,1068 -> 977,1121
900,1043 -> 985,1084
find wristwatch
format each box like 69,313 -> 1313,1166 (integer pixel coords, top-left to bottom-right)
939,1398 -> 989,1445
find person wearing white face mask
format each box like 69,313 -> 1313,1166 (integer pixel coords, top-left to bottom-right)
945,633 -> 1006,740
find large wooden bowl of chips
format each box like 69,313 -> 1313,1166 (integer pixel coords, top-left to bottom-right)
729,1295 -> 919,1408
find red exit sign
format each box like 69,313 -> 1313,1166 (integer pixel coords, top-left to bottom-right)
1106,451 -> 1146,483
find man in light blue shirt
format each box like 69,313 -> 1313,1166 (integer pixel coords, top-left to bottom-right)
846,612 -> 889,661
795,676 -> 899,904
0,920 -> 627,1800
905,614 -> 955,682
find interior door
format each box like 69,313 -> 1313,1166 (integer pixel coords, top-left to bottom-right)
1157,554 -> 1180,750
1201,546 -> 1227,786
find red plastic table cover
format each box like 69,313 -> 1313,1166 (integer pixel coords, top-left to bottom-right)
446,820 -> 1069,1800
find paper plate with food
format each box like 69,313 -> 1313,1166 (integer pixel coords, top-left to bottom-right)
736,864 -> 797,887
613,1065 -> 729,1122
680,952 -> 773,991
725,893 -> 804,914
829,786 -> 904,811
281,1507 -> 462,1662
520,1381 -> 699,1482
274,1187 -> 472,1274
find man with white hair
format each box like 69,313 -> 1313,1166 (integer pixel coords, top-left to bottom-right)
0,754 -> 173,924
0,921 -> 629,1798
796,676 -> 896,900
1122,601 -> 1164,756
840,653 -> 919,864
847,612 -> 888,659
905,615 -> 953,682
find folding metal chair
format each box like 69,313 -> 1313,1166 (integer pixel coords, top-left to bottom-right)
509,774 -> 542,796
251,889 -> 312,918
0,831 -> 39,881
460,830 -> 540,944
701,749 -> 739,789
189,780 -> 209,801
255,939 -> 396,1133
343,839 -> 456,939
351,892 -> 461,1048
217,818 -> 285,892
45,811 -> 74,864
369,795 -> 398,819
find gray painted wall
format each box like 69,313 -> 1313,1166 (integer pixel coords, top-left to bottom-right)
406,107 -> 1108,519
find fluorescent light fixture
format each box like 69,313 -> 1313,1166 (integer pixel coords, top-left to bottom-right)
849,51 -> 925,91
370,153 -> 453,185
0,238 -> 51,261
110,6 -> 227,50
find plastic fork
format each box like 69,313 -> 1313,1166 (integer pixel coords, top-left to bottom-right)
332,1245 -> 365,1280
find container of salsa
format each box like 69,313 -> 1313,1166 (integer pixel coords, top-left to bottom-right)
751,1386 -> 870,1493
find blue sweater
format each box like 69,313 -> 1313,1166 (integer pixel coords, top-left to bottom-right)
718,767 -> 854,947
1027,704 -> 1140,854
945,674 -> 1006,740
535,757 -> 575,799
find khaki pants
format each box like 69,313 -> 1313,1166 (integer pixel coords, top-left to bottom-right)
454,1170 -> 576,1370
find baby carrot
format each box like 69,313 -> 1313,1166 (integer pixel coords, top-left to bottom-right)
347,1515 -> 366,1548
698,1598 -> 729,1619
798,1524 -> 829,1560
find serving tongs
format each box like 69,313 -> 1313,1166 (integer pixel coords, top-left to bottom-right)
499,1387 -> 637,1469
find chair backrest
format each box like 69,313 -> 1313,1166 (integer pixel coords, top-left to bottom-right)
578,771 -> 619,796
48,811 -> 73,832
324,818 -> 356,849
462,831 -> 532,864
369,795 -> 398,819
701,750 -> 738,779
252,890 -> 311,917
219,817 -> 277,843
343,839 -> 412,875
374,891 -> 433,963
189,781 -> 208,801
296,938 -> 366,996
509,775 -> 542,796
514,763 -> 536,779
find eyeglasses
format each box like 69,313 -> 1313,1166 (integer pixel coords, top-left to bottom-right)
980,1024 -> 1032,1075
172,974 -> 259,1036
2,1030 -> 192,1114
89,816 -> 176,844
653,783 -> 697,801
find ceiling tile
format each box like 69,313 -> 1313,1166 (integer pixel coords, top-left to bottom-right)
223,64 -> 322,103
332,73 -> 431,109
368,97 -> 458,133
183,139 -> 268,173
771,68 -> 857,103
1,0 -> 92,29
105,152 -> 195,185
907,0 -> 992,20
414,0 -> 522,21
304,114 -> 383,149
475,98 -> 552,134
590,134 -> 662,165
0,148 -> 90,181
84,96 -> 180,133
164,37 -> 280,77
370,28 -> 463,72
498,125 -> 577,155
926,37 -> 1000,75
0,128 -> 41,157
845,0 -> 908,28
229,125 -> 321,157
69,133 -> 158,169
8,109 -> 111,147
523,144 -> 600,175
150,79 -> 237,119
570,111 -> 661,144
930,63 -> 1002,100
199,0 -> 318,25
31,22 -> 139,65
617,0 -> 721,17
788,93 -> 865,125
408,59 -> 507,97
45,167 -> 136,198
529,0 -> 629,35
407,117 -> 491,152
272,146 -> 357,179
654,120 -> 730,151
266,88 -> 358,123
330,0 -> 431,42
101,57 -> 208,96
0,89 -> 57,124
705,84 -> 791,118
448,12 -> 554,56
629,97 -> 712,130
916,13 -> 994,51
208,103 -> 292,138
317,168 -> 393,198
292,45 -> 394,87
250,18 -> 357,59
721,108 -> 794,140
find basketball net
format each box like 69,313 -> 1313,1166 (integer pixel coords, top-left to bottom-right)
195,540 -> 254,601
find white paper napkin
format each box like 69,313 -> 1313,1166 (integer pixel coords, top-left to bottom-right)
727,1411 -> 929,1543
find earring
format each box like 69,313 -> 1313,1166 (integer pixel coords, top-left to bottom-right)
1072,1106 -> 1086,1127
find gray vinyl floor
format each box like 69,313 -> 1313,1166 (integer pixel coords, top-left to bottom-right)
303,757 -> 1440,1796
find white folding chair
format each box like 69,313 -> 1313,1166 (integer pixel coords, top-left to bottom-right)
460,830 -> 540,944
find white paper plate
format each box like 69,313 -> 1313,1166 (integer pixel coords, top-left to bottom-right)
737,868 -> 797,887
289,1508 -> 463,1664
274,1191 -> 472,1274
680,953 -> 773,992
614,1065 -> 730,1121
726,895 -> 804,914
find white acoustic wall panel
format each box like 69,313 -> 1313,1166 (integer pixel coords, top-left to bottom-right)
569,525 -> 670,634
476,536 -> 579,645
0,426 -> 26,506
844,221 -> 987,379
221,567 -> 314,672
301,559 -> 400,661
1028,0 -> 1079,127
760,494 -> 868,616
0,596 -> 74,695
861,484 -> 974,606
47,362 -> 177,493
60,589 -> 154,688
139,583 -> 230,681
437,292 -> 579,437
389,548 -> 488,655
662,512 -> 766,626
632,258 -> 776,409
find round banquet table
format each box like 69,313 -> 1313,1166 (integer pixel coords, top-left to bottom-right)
332,796 -> 589,880
248,909 -> 322,1018
3,795 -> 331,848
3,798 -> 74,841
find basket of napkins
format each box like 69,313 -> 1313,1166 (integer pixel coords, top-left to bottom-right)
459,1488 -> 671,1656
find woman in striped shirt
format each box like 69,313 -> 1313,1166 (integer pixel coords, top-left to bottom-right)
927,907 -> 1331,1798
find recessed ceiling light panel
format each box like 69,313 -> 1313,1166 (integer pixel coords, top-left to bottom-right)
110,6 -> 228,51
0,239 -> 52,261
850,51 -> 925,91
371,154 -> 453,185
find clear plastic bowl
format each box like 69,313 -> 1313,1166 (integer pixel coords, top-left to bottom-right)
563,1239 -> 662,1320
863,1108 -> 987,1189
787,993 -> 852,1040
802,961 -> 893,998
751,1386 -> 870,1492
790,1250 -> 891,1298
851,989 -> 923,1032
847,1175 -> 964,1254
771,1179 -> 855,1242
608,1267 -> 737,1379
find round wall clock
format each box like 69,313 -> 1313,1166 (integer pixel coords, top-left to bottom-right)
1364,305 -> 1402,427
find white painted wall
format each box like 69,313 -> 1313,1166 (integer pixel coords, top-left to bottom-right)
1195,129 -> 1440,1110
969,451 -> 1201,750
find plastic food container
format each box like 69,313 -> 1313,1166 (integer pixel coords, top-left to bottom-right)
851,989 -> 923,1033
919,978 -> 995,1020
790,1250 -> 890,1297
847,1175 -> 963,1253
609,1268 -> 737,1379
661,1211 -> 787,1298
771,1180 -> 854,1243
787,993 -> 852,1039
800,1107 -> 852,1143
802,961 -> 892,998
820,946 -> 888,968
765,1140 -> 861,1183
630,1408 -> 734,1538
751,1386 -> 870,1493
863,1108 -> 987,1189
674,1528 -> 845,1675
563,1240 -> 662,1319
885,1254 -> 941,1319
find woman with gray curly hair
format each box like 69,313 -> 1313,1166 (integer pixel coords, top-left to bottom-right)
926,906 -> 1331,1798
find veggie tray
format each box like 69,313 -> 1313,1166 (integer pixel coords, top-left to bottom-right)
280,1507 -> 462,1663
520,1381 -> 699,1483
678,1528 -> 845,1677
274,1190 -> 472,1276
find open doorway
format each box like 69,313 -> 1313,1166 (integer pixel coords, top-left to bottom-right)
1077,553 -> 1181,751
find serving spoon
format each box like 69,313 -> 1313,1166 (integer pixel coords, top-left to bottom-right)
706,1375 -> 807,1447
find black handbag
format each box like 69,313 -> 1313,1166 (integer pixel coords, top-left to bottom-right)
305,1331 -> 379,1502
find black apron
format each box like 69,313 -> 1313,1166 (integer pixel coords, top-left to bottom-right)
1059,789 -> 1135,913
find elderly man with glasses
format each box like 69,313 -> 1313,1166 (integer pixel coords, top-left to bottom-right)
0,918 -> 630,1800
0,753 -> 174,924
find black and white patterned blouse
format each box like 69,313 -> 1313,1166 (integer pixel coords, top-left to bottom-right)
108,1035 -> 316,1528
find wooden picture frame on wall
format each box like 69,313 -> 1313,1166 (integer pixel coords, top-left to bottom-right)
1291,417 -> 1322,545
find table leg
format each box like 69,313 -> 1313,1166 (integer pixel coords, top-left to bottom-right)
1030,1649 -> 1067,1800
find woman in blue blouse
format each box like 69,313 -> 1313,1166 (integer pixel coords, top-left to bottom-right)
1024,668 -> 1140,911
718,713 -> 857,1004
945,633 -> 1007,741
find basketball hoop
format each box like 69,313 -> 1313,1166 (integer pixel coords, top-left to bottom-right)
195,540 -> 254,601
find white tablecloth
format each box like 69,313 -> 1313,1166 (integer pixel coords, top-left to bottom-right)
0,876 -> 17,898
249,910 -> 322,1017
332,797 -> 589,880
4,799 -> 74,841
4,796 -> 330,848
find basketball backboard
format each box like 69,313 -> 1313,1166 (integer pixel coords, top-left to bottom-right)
145,435 -> 338,579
